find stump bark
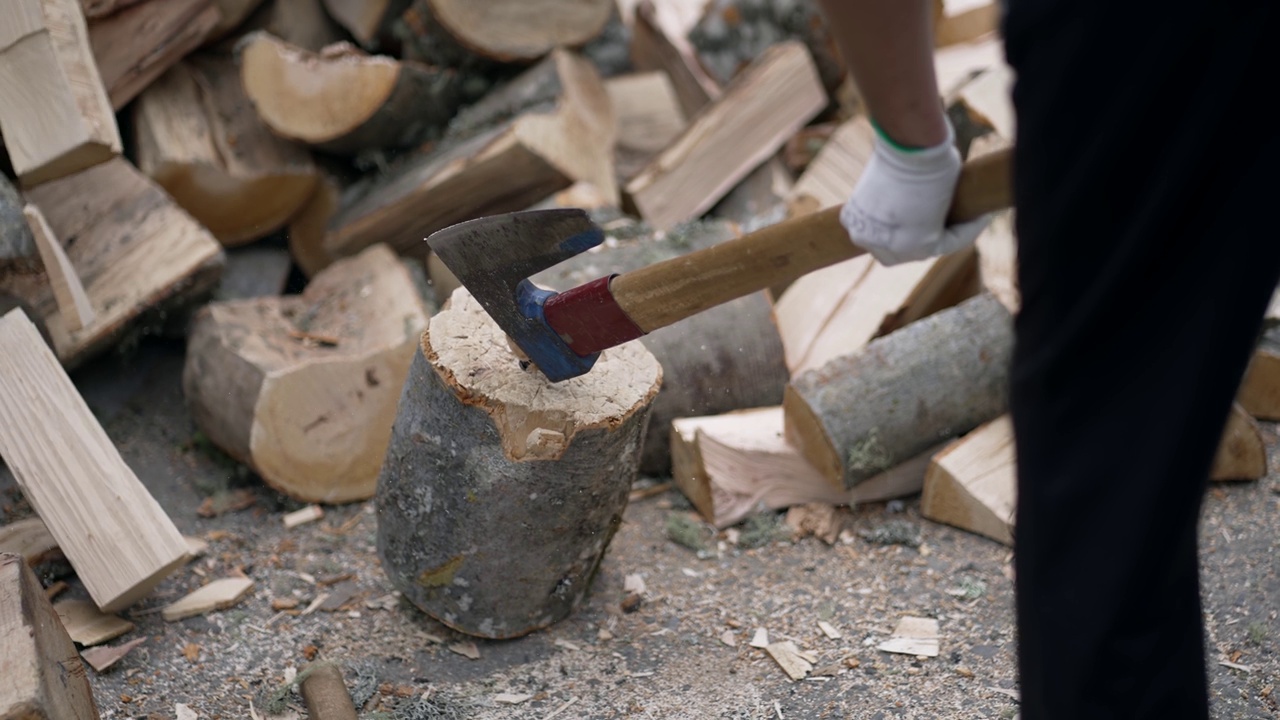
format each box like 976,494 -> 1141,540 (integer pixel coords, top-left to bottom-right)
375,287 -> 662,639
531,217 -> 788,474
785,292 -> 1014,490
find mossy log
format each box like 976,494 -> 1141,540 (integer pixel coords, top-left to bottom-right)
785,292 -> 1014,490
375,287 -> 662,639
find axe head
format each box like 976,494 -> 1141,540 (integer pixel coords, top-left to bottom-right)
427,208 -> 606,382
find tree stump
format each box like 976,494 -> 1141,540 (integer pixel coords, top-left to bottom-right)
375,287 -> 662,639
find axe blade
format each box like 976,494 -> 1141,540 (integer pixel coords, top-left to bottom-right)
426,208 -> 606,382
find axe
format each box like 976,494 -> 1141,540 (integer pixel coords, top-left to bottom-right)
428,147 -> 1013,382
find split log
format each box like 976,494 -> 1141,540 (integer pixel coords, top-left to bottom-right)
1236,336 -> 1280,421
134,55 -> 317,247
0,553 -> 100,720
325,48 -> 615,261
624,41 -> 826,230
921,414 -> 1016,545
183,244 -> 432,504
973,206 -> 1019,312
392,0 -> 615,64
238,32 -> 460,155
0,176 -> 37,275
531,218 -> 789,474
1,157 -> 225,370
0,309 -> 190,612
629,0 -> 721,118
23,204 -> 95,333
0,518 -> 62,567
0,0 -> 122,188
320,0 -> 408,48
208,0 -> 269,40
671,407 -> 930,528
52,599 -> 134,647
785,115 -> 874,214
87,0 -> 220,110
785,292 -> 1015,490
605,71 -> 688,183
1210,403 -> 1267,482
924,404 -> 1265,546
375,286 -> 662,639
688,0 -> 847,94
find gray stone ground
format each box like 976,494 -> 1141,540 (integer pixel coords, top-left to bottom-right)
2,336 -> 1276,719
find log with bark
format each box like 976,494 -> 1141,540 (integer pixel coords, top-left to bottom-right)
671,407 -> 931,528
183,243 -> 432,504
687,0 -> 847,94
87,0 -> 220,110
375,286 -> 662,639
0,309 -> 191,612
133,55 -> 318,247
531,217 -> 789,474
0,157 -> 226,369
238,31 -> 460,155
0,553 -> 100,720
0,0 -> 122,188
624,40 -> 826,230
324,48 -> 616,261
785,292 -> 1015,491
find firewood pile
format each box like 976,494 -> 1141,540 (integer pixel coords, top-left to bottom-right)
1,0 -> 1278,706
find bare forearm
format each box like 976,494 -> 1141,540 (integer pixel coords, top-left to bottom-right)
817,0 -> 947,147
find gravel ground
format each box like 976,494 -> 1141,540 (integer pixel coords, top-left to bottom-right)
2,336 -> 1276,719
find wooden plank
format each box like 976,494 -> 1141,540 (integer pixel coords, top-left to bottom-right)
0,0 -> 122,187
0,553 -> 100,720
0,309 -> 190,612
88,0 -> 219,110
921,414 -> 1016,546
624,41 -> 826,231
52,598 -> 135,646
2,157 -> 225,370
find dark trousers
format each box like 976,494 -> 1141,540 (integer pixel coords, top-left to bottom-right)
1000,1 -> 1280,717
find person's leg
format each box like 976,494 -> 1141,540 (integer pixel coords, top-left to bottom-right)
1001,1 -> 1280,718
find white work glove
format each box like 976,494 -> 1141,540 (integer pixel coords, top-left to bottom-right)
840,118 -> 990,266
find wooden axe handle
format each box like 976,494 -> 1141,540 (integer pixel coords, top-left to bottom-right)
610,146 -> 1013,334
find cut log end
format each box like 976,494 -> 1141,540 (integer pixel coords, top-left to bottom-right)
428,0 -> 616,62
375,285 -> 662,638
425,287 -> 662,461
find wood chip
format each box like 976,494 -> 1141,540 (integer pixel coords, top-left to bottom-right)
720,630 -> 737,647
877,616 -> 940,657
0,516 -> 62,565
283,504 -> 325,529
494,693 -> 532,705
817,620 -> 842,640
183,642 -> 200,662
176,703 -> 197,720
302,593 -> 328,615
628,481 -> 673,502
554,638 -> 580,651
623,573 -> 647,595
449,641 -> 480,660
81,636 -> 146,672
272,597 -> 300,610
53,598 -> 136,646
749,628 -> 770,648
44,580 -> 68,600
542,696 -> 578,720
161,577 -> 255,621
184,535 -> 209,558
1220,660 -> 1253,672
764,641 -> 813,681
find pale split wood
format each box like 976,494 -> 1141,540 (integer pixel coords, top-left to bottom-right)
52,599 -> 135,646
88,0 -> 219,110
427,0 -> 615,62
630,0 -> 720,118
0,553 -> 100,720
183,244 -> 432,503
921,414 -> 1016,546
161,576 -> 255,621
133,56 -> 318,247
935,0 -> 999,48
605,71 -> 688,182
877,616 -> 940,657
3,157 -> 225,370
785,115 -> 876,213
932,34 -> 1005,100
973,206 -> 1019,312
0,0 -> 122,187
79,636 -> 145,672
624,40 -> 827,231
283,505 -> 325,529
1237,346 -> 1280,421
764,640 -> 812,681
0,309 -> 190,613
23,204 -> 94,332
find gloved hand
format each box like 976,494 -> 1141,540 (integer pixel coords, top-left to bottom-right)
840,117 -> 990,266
